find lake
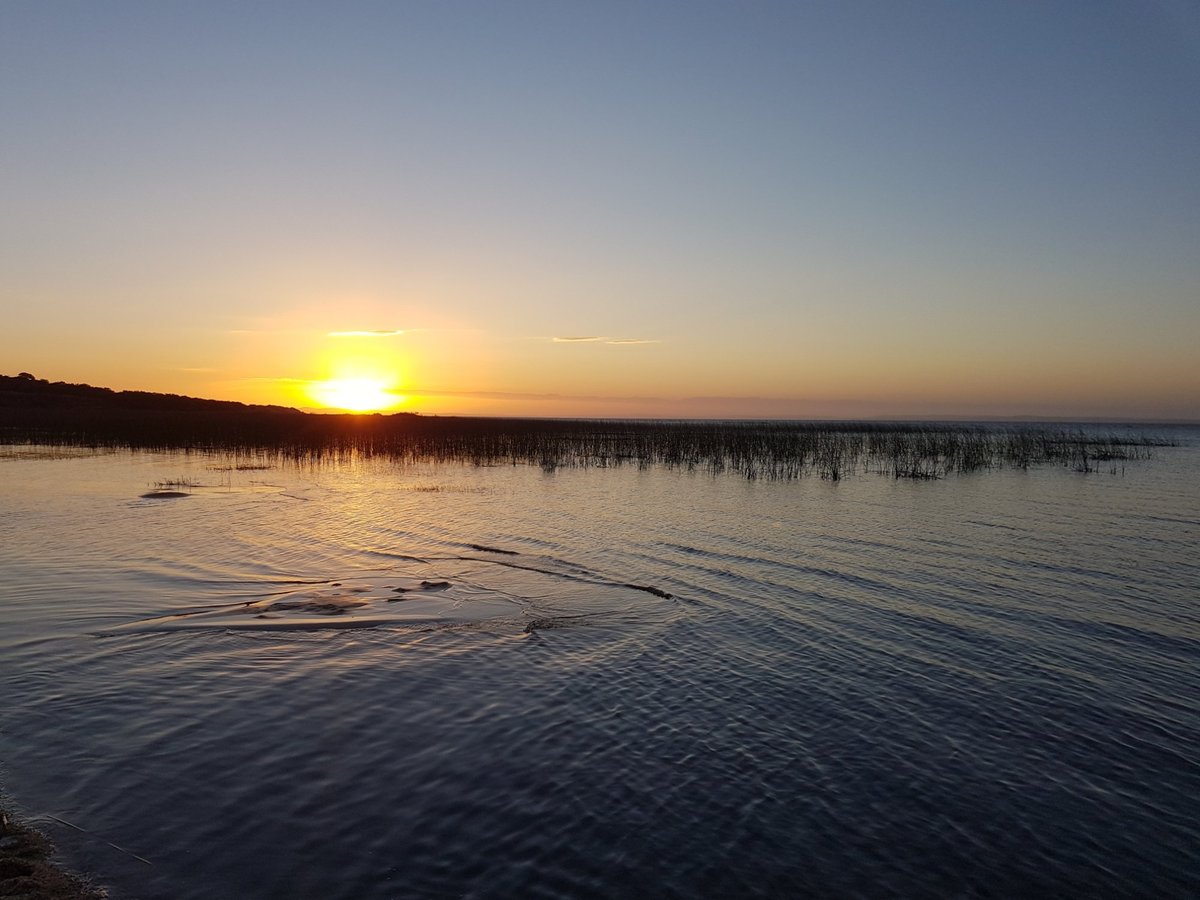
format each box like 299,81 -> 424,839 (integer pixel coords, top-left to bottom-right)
1,429 -> 1197,898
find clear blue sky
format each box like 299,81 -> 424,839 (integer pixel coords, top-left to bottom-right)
2,1 -> 1197,418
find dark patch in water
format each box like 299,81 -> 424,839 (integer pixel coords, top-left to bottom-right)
369,551 -> 429,563
443,554 -> 679,602
263,594 -> 370,615
523,614 -> 590,633
623,583 -> 674,599
468,544 -> 520,555
140,490 -> 190,499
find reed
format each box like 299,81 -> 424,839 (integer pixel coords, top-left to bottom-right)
0,404 -> 1172,481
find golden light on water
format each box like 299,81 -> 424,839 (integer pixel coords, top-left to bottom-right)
308,377 -> 403,412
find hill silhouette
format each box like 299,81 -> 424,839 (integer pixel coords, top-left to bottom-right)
0,372 -> 416,452
0,372 -> 299,414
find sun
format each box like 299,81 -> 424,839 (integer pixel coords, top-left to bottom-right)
308,377 -> 401,412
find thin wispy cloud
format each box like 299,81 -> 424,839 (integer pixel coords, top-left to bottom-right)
328,329 -> 406,338
549,336 -> 660,345
410,387 -> 668,403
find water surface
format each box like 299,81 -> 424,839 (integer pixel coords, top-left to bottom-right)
1,434 -> 1197,898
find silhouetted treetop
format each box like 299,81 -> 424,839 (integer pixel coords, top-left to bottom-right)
0,373 -> 299,414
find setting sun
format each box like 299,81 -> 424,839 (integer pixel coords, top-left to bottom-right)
308,377 -> 401,412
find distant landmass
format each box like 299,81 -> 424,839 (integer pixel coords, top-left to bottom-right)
0,372 -> 1173,482
0,372 -> 301,414
0,371 -> 420,464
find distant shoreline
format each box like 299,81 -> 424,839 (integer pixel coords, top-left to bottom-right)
0,374 -> 1178,483
3,373 -> 1196,427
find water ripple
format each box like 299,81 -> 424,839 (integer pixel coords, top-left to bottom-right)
0,442 -> 1197,898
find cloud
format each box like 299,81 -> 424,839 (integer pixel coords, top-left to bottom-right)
549,336 -> 660,344
226,327 -> 409,339
328,329 -> 406,338
236,376 -> 310,384
408,387 -> 668,402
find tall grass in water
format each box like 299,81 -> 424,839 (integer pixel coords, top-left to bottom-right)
0,407 -> 1171,480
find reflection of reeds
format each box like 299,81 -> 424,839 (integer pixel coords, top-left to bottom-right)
1,407 -> 1171,481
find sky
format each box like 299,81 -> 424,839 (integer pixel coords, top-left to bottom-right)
2,1 -> 1198,419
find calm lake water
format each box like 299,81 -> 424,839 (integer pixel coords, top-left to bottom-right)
1,431 -> 1198,899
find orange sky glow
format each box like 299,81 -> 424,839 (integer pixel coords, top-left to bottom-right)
2,4 -> 1197,421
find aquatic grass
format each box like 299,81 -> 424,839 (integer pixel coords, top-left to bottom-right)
152,477 -> 202,489
0,405 -> 1172,481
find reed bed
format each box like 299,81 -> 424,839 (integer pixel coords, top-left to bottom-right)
0,406 -> 1171,480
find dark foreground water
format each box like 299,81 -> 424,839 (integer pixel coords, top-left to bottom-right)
1,431 -> 1197,898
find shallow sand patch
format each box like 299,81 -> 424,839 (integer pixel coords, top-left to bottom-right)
0,808 -> 103,900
